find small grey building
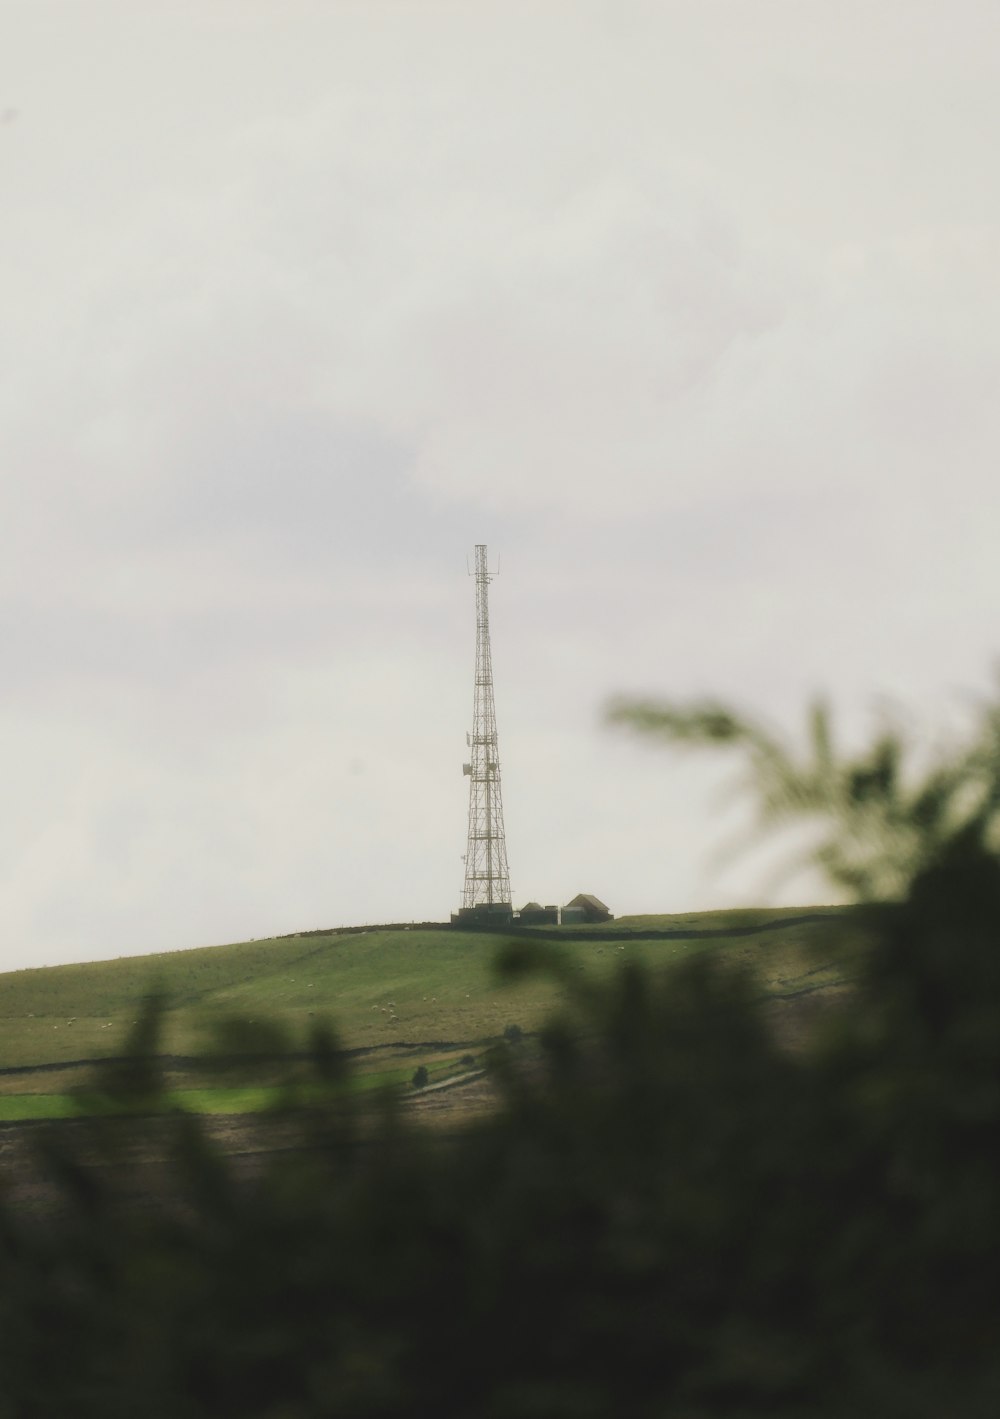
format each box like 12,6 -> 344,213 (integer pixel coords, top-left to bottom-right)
518,901 -> 559,926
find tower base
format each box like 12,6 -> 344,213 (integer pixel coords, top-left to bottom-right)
451,903 -> 514,928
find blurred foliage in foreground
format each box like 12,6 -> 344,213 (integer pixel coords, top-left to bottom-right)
609,688 -> 1000,899
3,694 -> 1000,1415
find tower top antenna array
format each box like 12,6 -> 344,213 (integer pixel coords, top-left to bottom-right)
455,544 -> 512,926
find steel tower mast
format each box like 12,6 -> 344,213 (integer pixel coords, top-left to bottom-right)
460,545 -> 512,922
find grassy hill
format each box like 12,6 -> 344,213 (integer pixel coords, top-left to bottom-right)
0,906 -> 873,1119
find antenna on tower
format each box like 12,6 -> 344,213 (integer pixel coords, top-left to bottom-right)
454,544 -> 512,926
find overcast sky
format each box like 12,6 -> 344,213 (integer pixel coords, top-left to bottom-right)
2,1 -> 999,970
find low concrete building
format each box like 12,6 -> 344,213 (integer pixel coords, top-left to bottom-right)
451,903 -> 514,928
518,901 -> 559,926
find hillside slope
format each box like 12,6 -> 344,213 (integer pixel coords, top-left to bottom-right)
0,906 -> 870,1086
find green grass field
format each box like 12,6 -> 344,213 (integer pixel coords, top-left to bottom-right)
0,907 -> 872,1119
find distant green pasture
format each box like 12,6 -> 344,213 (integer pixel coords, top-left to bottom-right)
0,1053 -> 477,1121
0,910 -> 870,1106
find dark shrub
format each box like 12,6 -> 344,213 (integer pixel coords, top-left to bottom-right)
7,688 -> 1000,1415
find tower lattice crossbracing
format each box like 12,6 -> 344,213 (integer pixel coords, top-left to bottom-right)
460,545 -> 512,920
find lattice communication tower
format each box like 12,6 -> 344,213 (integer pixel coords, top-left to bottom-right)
459,545 -> 512,923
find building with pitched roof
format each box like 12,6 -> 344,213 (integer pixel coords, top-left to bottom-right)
564,893 -> 613,924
